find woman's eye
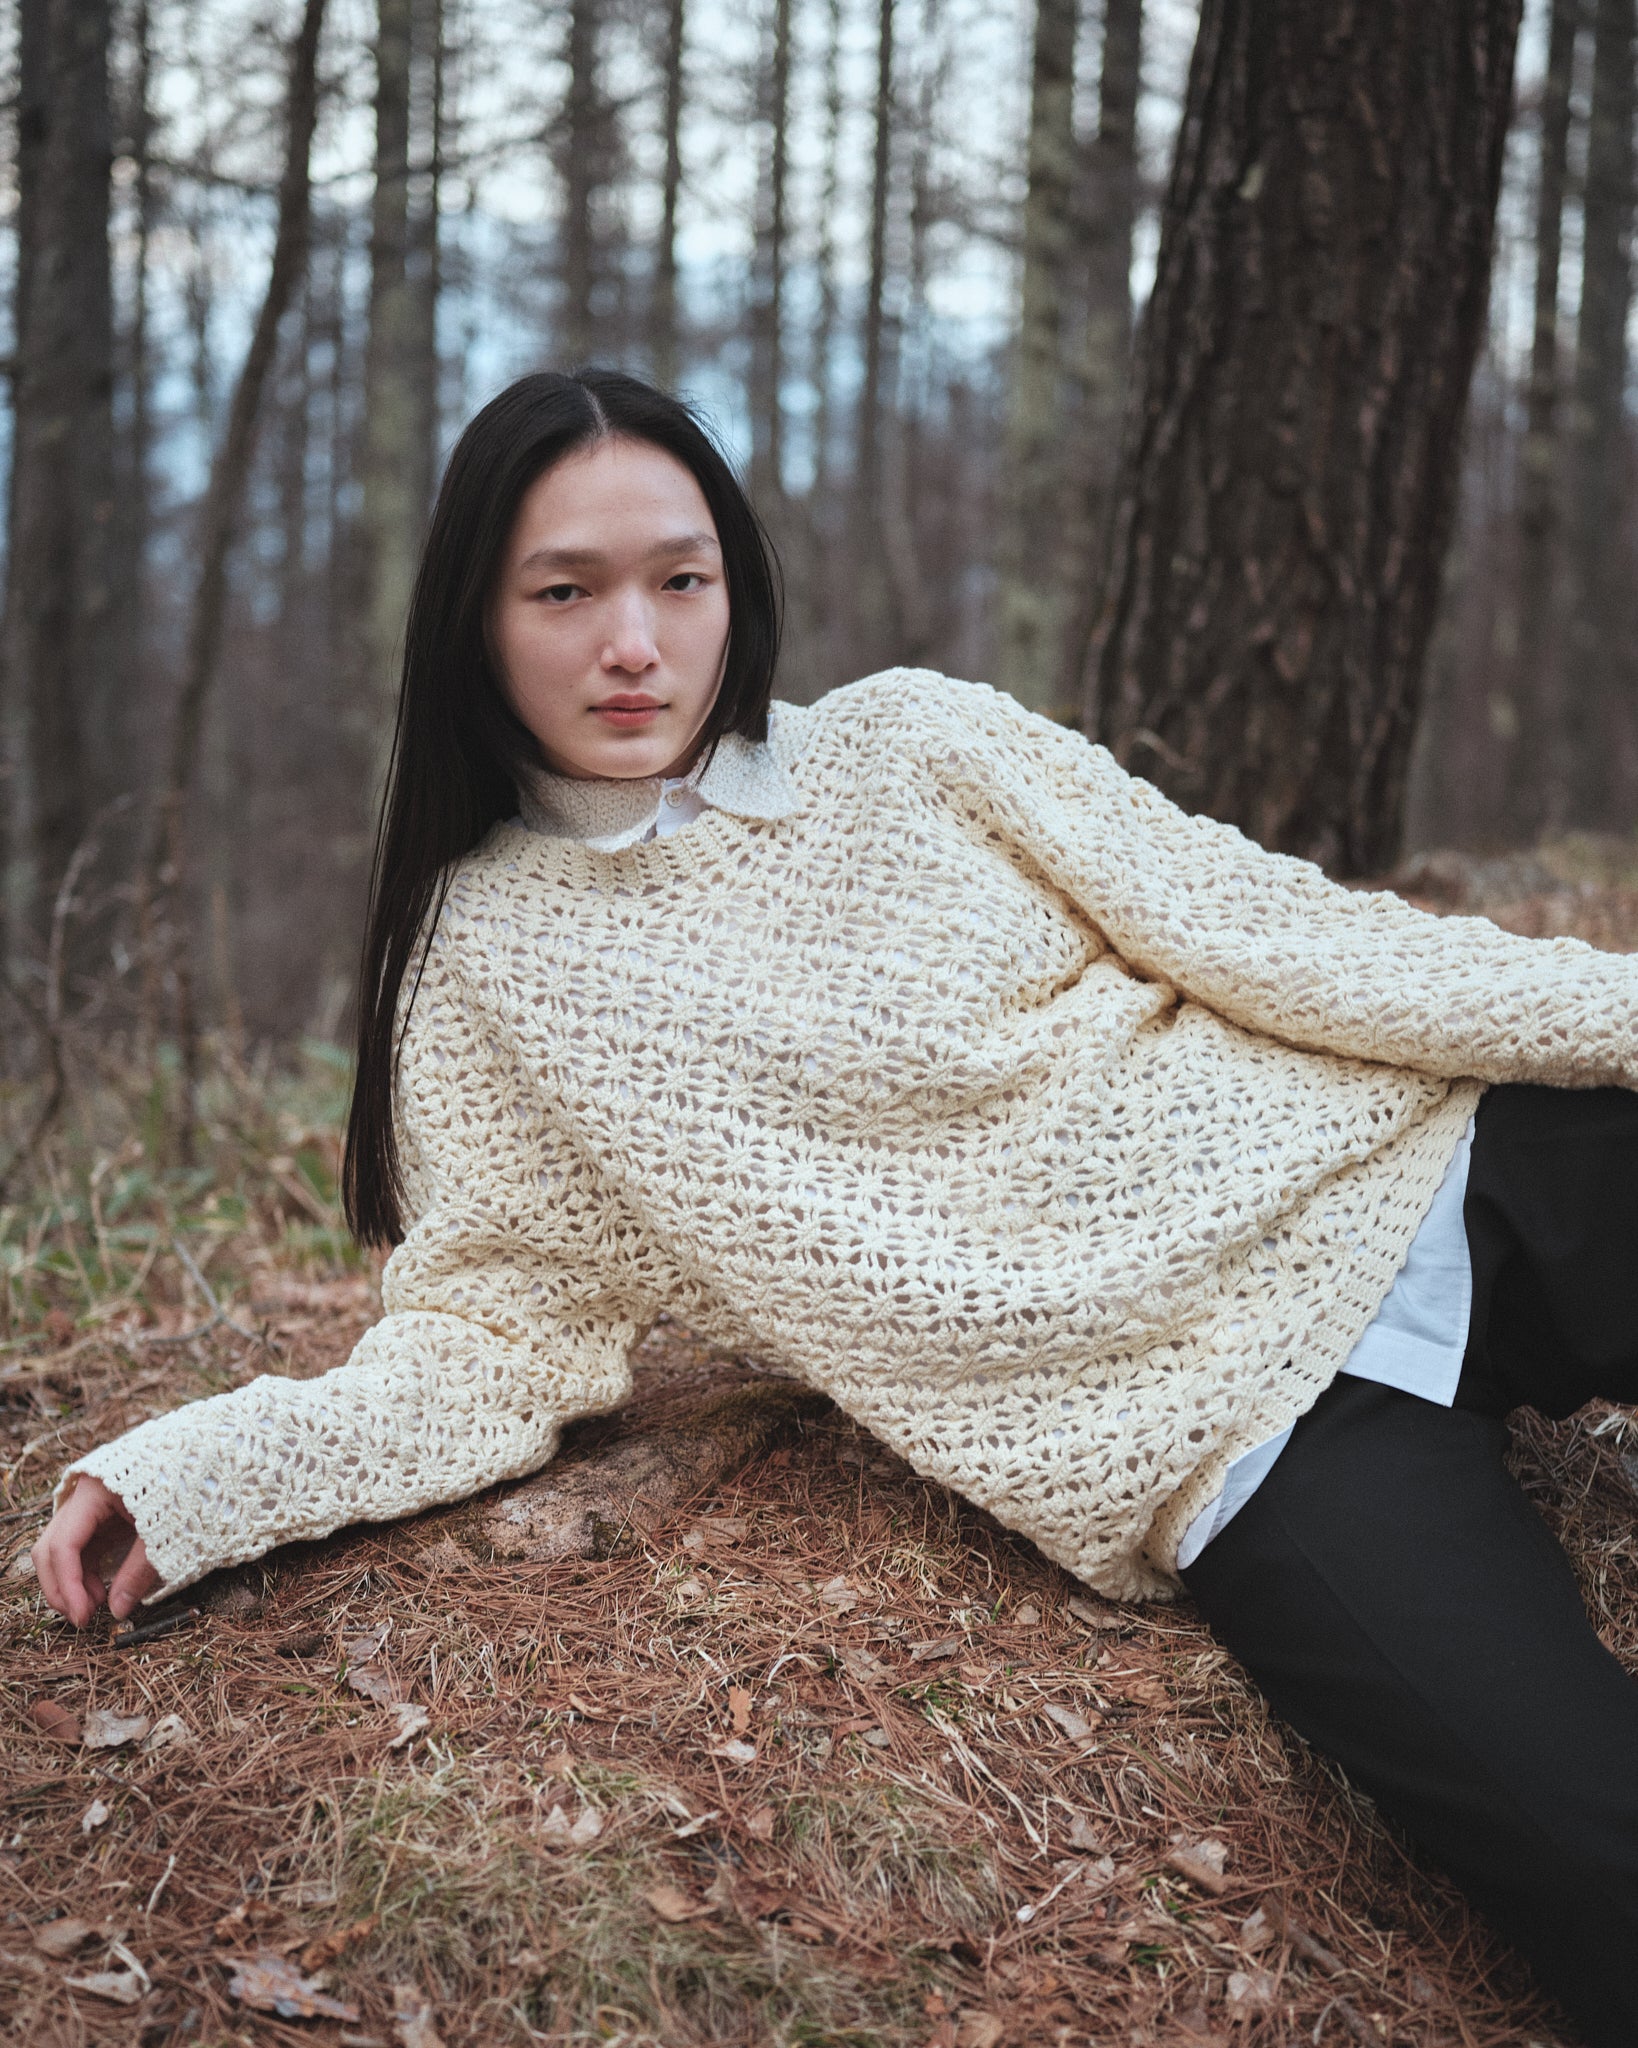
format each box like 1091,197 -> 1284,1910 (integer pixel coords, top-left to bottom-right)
537,583 -> 582,604
663,571 -> 705,592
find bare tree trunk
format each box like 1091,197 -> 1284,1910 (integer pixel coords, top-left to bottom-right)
651,0 -> 687,387
148,0 -> 328,1153
1505,0 -> 1580,842
1062,0 -> 1141,710
1563,0 -> 1635,831
852,0 -> 896,673
408,0 -> 445,523
809,0 -> 845,506
114,0 -> 156,797
2,0 -> 118,945
358,0 -> 424,768
995,0 -> 1079,717
560,0 -> 610,363
749,0 -> 793,506
1085,0 -> 1522,876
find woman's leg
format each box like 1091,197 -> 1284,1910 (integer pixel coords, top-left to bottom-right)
1180,1374 -> 1638,2048
1460,1081 -> 1638,1415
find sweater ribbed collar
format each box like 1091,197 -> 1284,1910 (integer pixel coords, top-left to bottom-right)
514,711 -> 800,852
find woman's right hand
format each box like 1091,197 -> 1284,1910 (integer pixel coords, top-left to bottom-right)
32,1475 -> 161,1626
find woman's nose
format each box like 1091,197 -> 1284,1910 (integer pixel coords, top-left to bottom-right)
601,590 -> 660,672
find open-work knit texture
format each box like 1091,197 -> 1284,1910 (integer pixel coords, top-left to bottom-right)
64,673 -> 1638,1601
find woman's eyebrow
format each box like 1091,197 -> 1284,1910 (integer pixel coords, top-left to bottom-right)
517,530 -> 721,575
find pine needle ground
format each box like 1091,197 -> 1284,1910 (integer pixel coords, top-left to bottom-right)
4,853 -> 1635,2048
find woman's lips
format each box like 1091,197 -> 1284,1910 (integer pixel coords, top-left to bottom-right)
593,696 -> 664,727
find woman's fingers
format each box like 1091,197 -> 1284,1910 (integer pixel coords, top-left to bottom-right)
32,1477 -> 140,1627
106,1537 -> 160,1620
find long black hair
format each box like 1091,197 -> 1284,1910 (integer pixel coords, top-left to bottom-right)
342,367 -> 783,1247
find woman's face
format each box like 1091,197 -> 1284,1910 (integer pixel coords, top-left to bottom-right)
490,435 -> 732,781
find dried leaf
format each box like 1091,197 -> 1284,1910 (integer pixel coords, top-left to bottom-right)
1066,1813 -> 1105,1853
64,1968 -> 145,2005
1238,1905 -> 1275,1955
1013,1602 -> 1042,1626
346,1664 -> 400,1706
817,1575 -> 859,1611
837,1645 -> 893,1687
80,1798 -> 112,1836
392,1981 -> 447,2048
538,1804 -> 603,1847
225,1952 -> 361,2022
299,1916 -> 379,1973
31,1918 -> 99,1958
213,1901 -> 283,1945
28,1698 -> 81,1744
343,1626 -> 390,1663
1167,1841 -> 1230,1895
744,1805 -> 776,1842
670,1808 -> 722,1839
908,1636 -> 963,1663
1105,1670 -> 1169,1709
1066,1594 -> 1121,1630
711,1738 -> 758,1764
82,1708 -> 153,1750
645,1882 -> 713,1923
141,1712 -> 192,1755
727,1684 -> 753,1734
1041,1701 -> 1099,1744
954,2015 -> 1005,2048
386,1701 -> 430,1750
1226,1968 -> 1277,2008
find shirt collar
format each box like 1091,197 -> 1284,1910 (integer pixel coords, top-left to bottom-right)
515,712 -> 800,852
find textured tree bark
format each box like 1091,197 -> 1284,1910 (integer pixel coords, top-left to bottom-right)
749,0 -> 793,506
559,0 -> 613,364
996,0 -> 1080,717
651,0 -> 687,388
1083,0 -> 1522,876
1,0 -> 118,943
358,0 -> 439,776
1563,0 -> 1635,831
423,1383 -> 832,1563
1058,0 -> 1142,711
809,0 -> 845,506
851,0 -> 897,675
1505,0 -> 1580,842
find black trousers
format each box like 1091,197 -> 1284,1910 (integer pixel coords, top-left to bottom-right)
1180,1084 -> 1638,2048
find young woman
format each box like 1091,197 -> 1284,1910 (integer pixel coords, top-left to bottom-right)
35,370 -> 1638,2045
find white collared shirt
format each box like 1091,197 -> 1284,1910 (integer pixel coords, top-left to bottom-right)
515,712 -> 800,850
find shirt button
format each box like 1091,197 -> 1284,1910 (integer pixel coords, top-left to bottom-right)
665,789 -> 684,806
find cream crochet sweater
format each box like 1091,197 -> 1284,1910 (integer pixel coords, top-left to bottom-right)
64,673 -> 1638,1601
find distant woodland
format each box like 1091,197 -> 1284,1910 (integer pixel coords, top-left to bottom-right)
0,0 -> 1634,1053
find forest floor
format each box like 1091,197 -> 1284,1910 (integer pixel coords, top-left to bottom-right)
3,837 -> 1638,2048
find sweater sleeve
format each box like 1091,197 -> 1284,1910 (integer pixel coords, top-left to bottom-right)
928,674 -> 1638,1090
57,928 -> 645,1601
